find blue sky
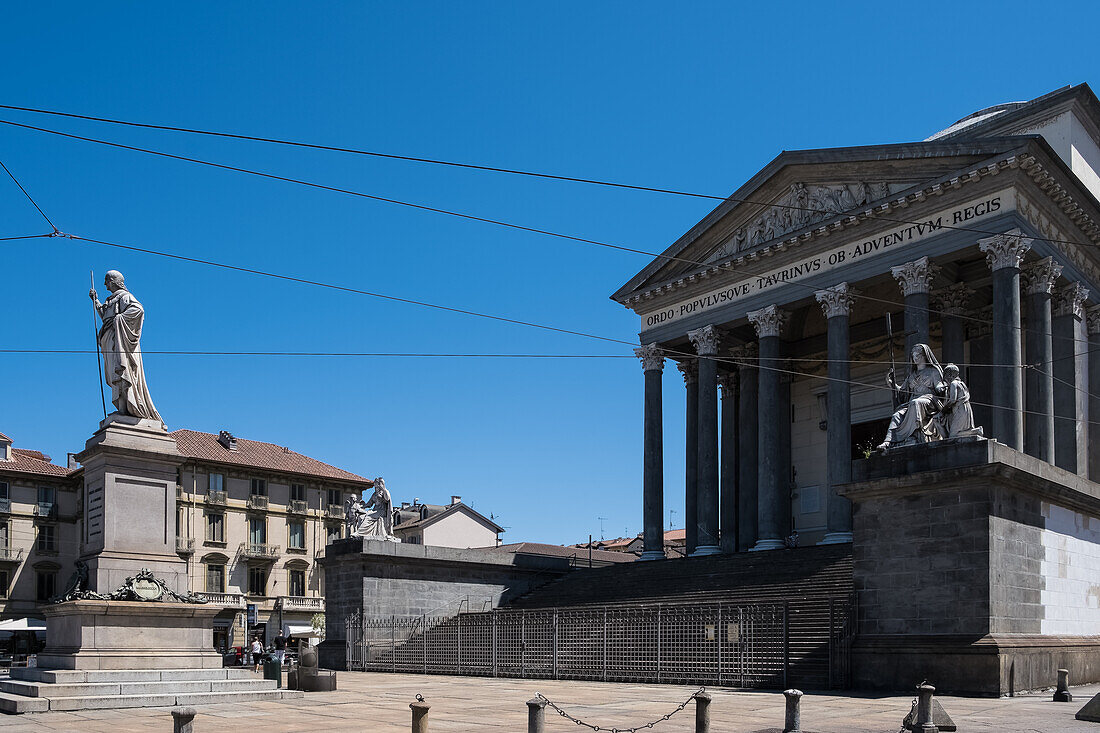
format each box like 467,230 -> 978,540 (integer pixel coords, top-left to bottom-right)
3,2 -> 1099,544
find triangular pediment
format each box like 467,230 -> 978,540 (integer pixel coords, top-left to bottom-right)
612,139 -> 1026,302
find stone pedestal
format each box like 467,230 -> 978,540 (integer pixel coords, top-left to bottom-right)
38,600 -> 222,670
75,414 -> 188,595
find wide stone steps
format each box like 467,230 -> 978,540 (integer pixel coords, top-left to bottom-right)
0,667 -> 303,714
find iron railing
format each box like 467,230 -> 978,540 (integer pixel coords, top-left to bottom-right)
345,597 -> 854,688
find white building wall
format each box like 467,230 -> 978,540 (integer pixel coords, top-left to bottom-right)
422,510 -> 498,549
1039,502 -> 1100,635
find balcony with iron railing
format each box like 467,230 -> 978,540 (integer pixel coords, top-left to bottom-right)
0,497 -> 10,513
324,504 -> 343,519
239,542 -> 279,561
288,499 -> 308,514
0,545 -> 25,563
175,537 -> 195,554
195,592 -> 246,608
206,490 -> 227,505
247,494 -> 269,511
279,596 -> 325,612
33,502 -> 57,519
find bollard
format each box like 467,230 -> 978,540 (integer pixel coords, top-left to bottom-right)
1055,668 -> 1073,702
783,689 -> 803,733
171,707 -> 197,733
693,690 -> 711,733
410,696 -> 430,733
527,697 -> 546,733
914,682 -> 939,733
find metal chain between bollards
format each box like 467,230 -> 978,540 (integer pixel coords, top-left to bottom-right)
534,687 -> 705,733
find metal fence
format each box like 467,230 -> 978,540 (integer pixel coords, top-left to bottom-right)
346,597 -> 854,689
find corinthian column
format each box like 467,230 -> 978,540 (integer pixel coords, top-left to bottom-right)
688,325 -> 722,556
635,344 -> 665,561
815,283 -> 856,544
676,360 -> 698,555
1053,282 -> 1090,474
932,283 -> 972,368
979,229 -> 1031,450
891,257 -> 939,353
1021,258 -> 1061,463
747,305 -> 787,551
718,370 -> 738,553
734,344 -> 758,551
1088,306 -> 1100,481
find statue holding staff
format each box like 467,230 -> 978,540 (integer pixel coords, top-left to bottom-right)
877,343 -> 944,450
88,270 -> 162,422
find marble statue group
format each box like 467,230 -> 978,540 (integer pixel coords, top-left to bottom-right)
877,343 -> 983,451
344,477 -> 398,541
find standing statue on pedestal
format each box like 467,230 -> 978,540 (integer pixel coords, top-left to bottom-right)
878,344 -> 944,450
343,478 -> 397,541
935,363 -> 984,440
89,270 -> 161,422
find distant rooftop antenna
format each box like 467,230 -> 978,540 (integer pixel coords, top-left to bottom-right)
669,509 -> 677,529
597,516 -> 609,540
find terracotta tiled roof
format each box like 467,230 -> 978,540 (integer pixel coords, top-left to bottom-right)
0,448 -> 75,478
0,432 -> 11,442
170,429 -> 372,485
664,529 -> 686,542
488,542 -> 635,564
394,503 -> 503,533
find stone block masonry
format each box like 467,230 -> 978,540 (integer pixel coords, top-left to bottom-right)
843,439 -> 1100,695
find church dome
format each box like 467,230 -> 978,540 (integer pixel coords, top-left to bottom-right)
924,101 -> 1029,141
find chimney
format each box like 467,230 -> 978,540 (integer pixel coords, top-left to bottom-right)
413,498 -> 420,506
217,430 -> 238,451
401,502 -> 410,509
67,453 -> 79,469
450,495 -> 461,505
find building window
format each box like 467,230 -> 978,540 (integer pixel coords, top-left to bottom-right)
290,483 -> 306,502
289,568 -> 306,597
0,569 -> 8,598
37,485 -> 56,505
249,517 -> 266,545
206,513 -> 225,543
0,481 -> 8,500
250,478 -> 267,497
326,523 -> 341,544
288,521 -> 305,550
0,521 -> 8,548
37,524 -> 57,553
209,473 -> 225,493
248,567 -> 266,596
326,488 -> 341,508
36,569 -> 56,601
206,563 -> 225,593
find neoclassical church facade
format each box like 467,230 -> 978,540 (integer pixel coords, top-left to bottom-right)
614,84 -> 1100,693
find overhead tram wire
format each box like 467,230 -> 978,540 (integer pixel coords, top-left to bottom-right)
0,156 -> 58,232
0,349 -> 633,359
2,117 -> 1097,348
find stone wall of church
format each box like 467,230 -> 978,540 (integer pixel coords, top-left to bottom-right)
1037,502 -> 1100,635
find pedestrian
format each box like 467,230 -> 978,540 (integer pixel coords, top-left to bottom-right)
272,630 -> 287,667
251,635 -> 264,673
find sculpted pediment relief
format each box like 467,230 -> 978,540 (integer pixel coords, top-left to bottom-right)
705,181 -> 910,263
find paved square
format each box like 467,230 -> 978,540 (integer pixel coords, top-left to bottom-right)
2,671 -> 1098,732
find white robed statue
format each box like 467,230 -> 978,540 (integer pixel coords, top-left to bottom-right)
345,478 -> 397,541
89,270 -> 161,422
878,344 -> 945,450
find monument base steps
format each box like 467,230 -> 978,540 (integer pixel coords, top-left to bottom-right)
0,667 -> 302,714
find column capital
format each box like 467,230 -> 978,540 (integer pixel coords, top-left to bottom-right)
687,324 -> 721,356
1054,282 -> 1091,318
747,305 -> 787,339
676,360 -> 698,385
634,343 -> 665,373
729,342 -> 758,367
979,228 -> 1032,271
815,282 -> 858,319
931,282 -> 974,315
1087,305 -> 1100,335
890,257 -> 939,296
718,370 -> 738,395
1021,257 -> 1064,296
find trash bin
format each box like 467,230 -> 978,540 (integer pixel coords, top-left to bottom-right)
263,658 -> 282,688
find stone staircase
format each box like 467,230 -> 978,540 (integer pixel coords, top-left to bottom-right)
0,666 -> 302,713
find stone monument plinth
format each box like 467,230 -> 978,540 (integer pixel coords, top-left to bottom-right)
75,414 -> 188,595
38,600 -> 222,670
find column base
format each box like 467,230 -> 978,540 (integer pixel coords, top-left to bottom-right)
818,532 -> 853,545
689,545 -> 721,557
749,538 -> 786,551
639,551 -> 666,561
